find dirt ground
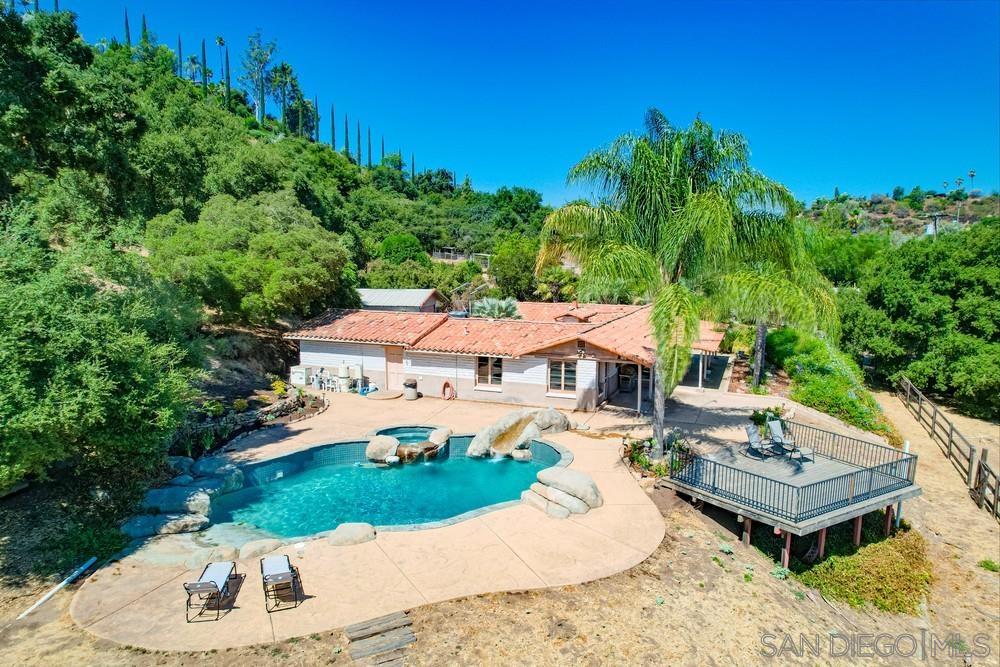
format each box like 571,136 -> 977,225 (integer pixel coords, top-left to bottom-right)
1,392 -> 997,666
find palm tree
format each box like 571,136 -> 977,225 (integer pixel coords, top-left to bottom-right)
471,297 -> 521,319
215,36 -> 225,79
538,109 -> 835,456
184,55 -> 200,82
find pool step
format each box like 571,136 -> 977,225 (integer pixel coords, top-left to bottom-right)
347,611 -> 415,663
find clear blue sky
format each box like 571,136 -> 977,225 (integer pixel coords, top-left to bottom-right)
63,0 -> 1000,206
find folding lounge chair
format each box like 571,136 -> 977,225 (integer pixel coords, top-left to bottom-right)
743,425 -> 776,459
261,554 -> 301,612
184,561 -> 237,622
768,420 -> 813,463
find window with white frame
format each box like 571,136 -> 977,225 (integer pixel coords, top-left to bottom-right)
476,356 -> 503,387
548,360 -> 577,393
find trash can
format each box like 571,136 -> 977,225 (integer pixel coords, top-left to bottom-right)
403,378 -> 418,401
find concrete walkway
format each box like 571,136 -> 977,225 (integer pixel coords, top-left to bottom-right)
69,395 -> 664,651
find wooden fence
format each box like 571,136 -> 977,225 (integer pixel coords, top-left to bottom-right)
897,376 -> 999,520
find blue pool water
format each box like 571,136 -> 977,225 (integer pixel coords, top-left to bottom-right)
209,436 -> 559,537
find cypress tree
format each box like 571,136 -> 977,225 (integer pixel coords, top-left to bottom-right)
141,14 -> 148,43
331,104 -> 336,149
124,8 -> 131,47
367,127 -> 372,168
344,115 -> 350,158
176,36 -> 182,77
298,104 -> 303,138
224,46 -> 231,109
53,0 -> 58,11
411,154 -> 415,180
381,136 -> 385,161
200,39 -> 208,96
34,0 -> 39,13
356,121 -> 361,164
314,97 -> 319,142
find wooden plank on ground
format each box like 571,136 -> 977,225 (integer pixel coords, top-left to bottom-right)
349,627 -> 416,660
345,611 -> 411,640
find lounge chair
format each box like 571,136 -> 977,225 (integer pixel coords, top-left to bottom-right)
743,425 -> 777,459
261,554 -> 301,612
184,561 -> 237,622
768,420 -> 814,463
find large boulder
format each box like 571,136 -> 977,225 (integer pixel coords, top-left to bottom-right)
143,488 -> 211,515
468,412 -> 537,457
121,513 -> 209,538
511,449 -> 533,462
520,489 -> 571,519
395,444 -> 423,463
169,474 -> 194,486
167,456 -> 194,475
238,538 -> 282,559
326,522 -> 376,546
533,408 -> 571,433
536,468 -> 603,509
427,427 -> 452,446
212,465 -> 244,494
191,456 -> 231,477
416,441 -> 442,460
512,423 -> 541,451
530,482 -> 589,514
366,435 -> 399,462
468,408 -> 569,458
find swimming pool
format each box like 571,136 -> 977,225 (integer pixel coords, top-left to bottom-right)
209,434 -> 565,538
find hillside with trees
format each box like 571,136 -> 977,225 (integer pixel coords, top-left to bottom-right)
0,5 -> 553,544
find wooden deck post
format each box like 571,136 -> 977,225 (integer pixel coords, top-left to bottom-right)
817,528 -> 827,559
780,530 -> 792,568
742,517 -> 752,546
883,504 -> 895,536
852,515 -> 863,546
697,352 -> 703,391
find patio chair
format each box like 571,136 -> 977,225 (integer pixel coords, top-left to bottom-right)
183,561 -> 237,622
260,554 -> 302,613
767,420 -> 814,463
743,425 -> 777,459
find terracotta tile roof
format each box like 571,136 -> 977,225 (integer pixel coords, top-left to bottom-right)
696,321 -> 726,353
515,301 -> 646,323
286,306 -> 726,362
286,309 -> 447,345
578,306 -> 657,365
410,318 -> 595,358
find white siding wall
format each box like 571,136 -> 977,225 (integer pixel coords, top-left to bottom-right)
404,352 -> 474,381
299,340 -> 385,373
502,356 -> 547,385
577,359 -> 598,409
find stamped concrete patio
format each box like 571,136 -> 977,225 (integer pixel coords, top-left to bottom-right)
70,393 -> 664,651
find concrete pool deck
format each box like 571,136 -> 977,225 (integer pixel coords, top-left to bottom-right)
69,394 -> 664,651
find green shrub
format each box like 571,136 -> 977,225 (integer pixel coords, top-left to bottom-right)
766,328 -> 900,445
799,530 -> 931,614
720,324 -> 754,354
232,398 -> 249,413
978,559 -> 999,573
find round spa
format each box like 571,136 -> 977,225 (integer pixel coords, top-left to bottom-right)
207,430 -> 567,539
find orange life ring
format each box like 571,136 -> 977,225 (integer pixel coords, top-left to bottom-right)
441,381 -> 456,400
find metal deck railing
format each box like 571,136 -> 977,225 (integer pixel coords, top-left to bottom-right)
668,421 -> 918,524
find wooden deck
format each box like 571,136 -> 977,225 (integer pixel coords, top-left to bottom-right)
663,421 -> 922,535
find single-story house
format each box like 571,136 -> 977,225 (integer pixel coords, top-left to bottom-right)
356,288 -> 445,312
286,302 -> 723,412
